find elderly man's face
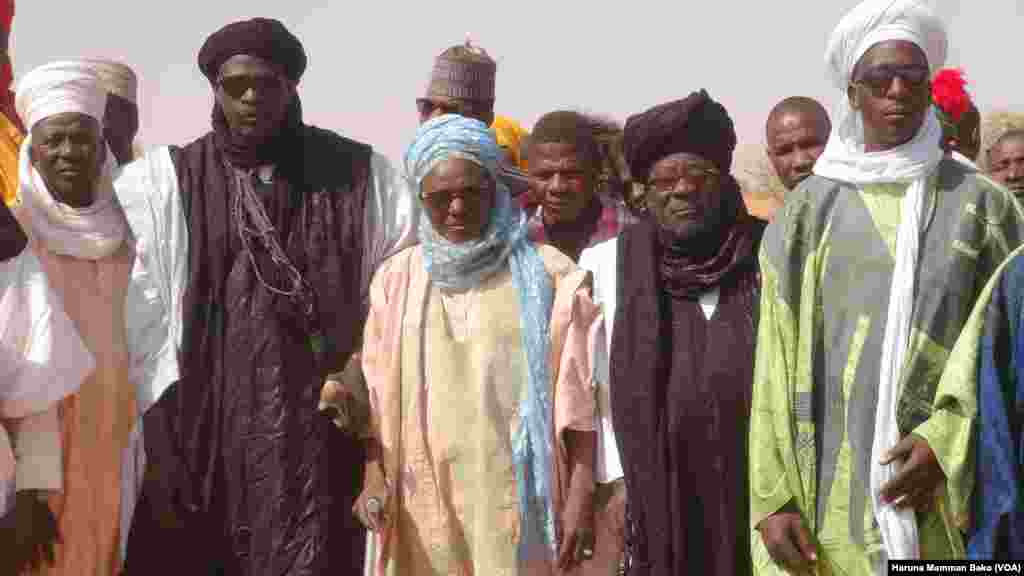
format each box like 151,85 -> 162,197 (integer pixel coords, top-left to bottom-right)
988,135 -> 1024,197
216,55 -> 294,145
29,112 -> 105,208
647,152 -> 723,241
529,142 -> 596,227
104,94 -> 139,166
849,40 -> 931,153
767,111 -> 829,191
421,157 -> 494,244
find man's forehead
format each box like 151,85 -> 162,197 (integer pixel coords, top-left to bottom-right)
857,40 -> 928,70
993,135 -> 1024,157
219,54 -> 285,77
35,112 -> 96,131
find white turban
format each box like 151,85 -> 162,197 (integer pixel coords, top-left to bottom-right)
812,0 -> 949,564
15,61 -> 107,132
79,59 -> 137,103
825,0 -> 946,93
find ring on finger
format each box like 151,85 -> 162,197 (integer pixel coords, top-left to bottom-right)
366,497 -> 382,517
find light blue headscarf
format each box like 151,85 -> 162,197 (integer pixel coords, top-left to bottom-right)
404,114 -> 557,559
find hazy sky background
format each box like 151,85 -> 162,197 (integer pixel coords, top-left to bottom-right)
11,1 -> 1023,169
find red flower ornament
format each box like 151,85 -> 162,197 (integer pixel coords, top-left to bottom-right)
932,68 -> 971,123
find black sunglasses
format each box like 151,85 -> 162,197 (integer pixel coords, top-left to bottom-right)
217,74 -> 287,99
854,64 -> 930,97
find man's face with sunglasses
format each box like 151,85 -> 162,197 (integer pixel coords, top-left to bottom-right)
215,55 -> 295,145
415,97 -> 494,127
848,40 -> 931,152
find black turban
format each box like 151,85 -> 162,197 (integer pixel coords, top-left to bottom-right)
198,18 -> 307,83
623,89 -> 737,182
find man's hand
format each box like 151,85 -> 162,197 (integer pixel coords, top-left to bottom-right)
319,353 -> 371,436
11,490 -> 60,573
879,433 -> 944,512
758,503 -> 817,574
557,468 -> 596,572
353,459 -> 390,533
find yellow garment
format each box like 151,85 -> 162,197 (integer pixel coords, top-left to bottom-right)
491,115 -> 528,170
0,112 -> 23,207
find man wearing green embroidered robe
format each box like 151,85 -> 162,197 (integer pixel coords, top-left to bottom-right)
749,1 -> 1024,574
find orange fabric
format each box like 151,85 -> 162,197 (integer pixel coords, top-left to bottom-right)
0,110 -> 22,207
11,218 -> 136,576
492,115 -> 529,170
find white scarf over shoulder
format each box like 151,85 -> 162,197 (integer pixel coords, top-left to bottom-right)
813,0 -> 947,562
14,61 -> 126,260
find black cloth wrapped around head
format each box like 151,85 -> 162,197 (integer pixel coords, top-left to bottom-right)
623,89 -> 737,182
198,18 -> 307,83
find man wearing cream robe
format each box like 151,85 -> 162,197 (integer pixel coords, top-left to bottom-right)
10,61 -> 166,576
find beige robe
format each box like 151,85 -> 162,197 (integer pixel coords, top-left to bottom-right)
363,244 -> 601,575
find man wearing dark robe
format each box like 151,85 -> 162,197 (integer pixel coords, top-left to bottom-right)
765,96 -> 831,193
593,90 -> 763,576
115,18 -> 417,575
526,110 -> 635,262
988,129 -> 1024,198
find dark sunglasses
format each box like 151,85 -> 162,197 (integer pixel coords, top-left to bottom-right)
217,74 -> 287,99
854,64 -> 930,97
416,98 -> 464,118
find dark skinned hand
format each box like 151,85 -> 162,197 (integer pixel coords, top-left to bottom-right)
757,501 -> 817,574
319,352 -> 371,436
557,429 -> 597,573
557,467 -> 596,572
10,490 -> 60,573
878,433 -> 944,512
353,441 -> 390,534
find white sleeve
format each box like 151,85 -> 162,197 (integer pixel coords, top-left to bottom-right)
7,406 -> 61,494
116,147 -> 186,415
361,152 -> 419,302
0,252 -> 92,419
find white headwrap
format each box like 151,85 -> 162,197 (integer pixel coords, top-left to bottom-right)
813,0 -> 947,563
15,61 -> 107,131
80,59 -> 137,103
13,61 -> 127,260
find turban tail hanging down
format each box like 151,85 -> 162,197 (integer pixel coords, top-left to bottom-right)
404,114 -> 559,561
198,17 -> 307,169
813,0 -> 948,563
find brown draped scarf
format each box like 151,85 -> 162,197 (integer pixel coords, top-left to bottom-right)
658,176 -> 760,300
610,175 -> 762,573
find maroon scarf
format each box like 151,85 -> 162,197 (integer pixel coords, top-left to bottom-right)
211,95 -> 304,171
658,177 -> 760,300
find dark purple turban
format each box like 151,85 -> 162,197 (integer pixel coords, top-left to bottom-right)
623,89 -> 737,182
198,18 -> 307,83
